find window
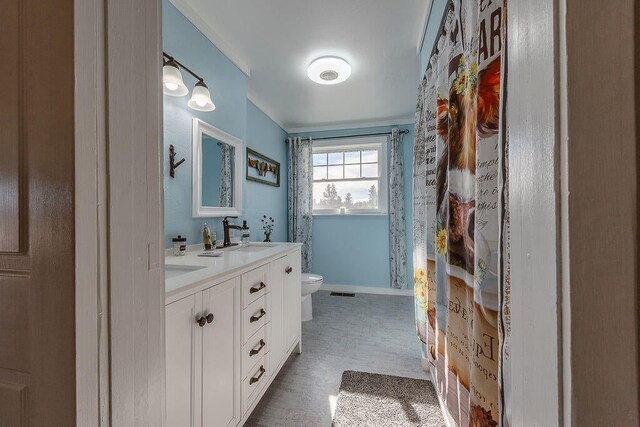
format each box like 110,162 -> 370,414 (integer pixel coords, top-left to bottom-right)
312,137 -> 387,214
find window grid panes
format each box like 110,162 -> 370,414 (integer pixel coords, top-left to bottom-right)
312,145 -> 383,212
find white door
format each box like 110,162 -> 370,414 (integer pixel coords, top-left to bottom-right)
284,250 -> 302,350
166,293 -> 202,427
269,256 -> 286,369
201,278 -> 241,427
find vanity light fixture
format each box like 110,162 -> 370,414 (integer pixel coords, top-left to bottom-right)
162,58 -> 189,96
188,80 -> 216,112
162,52 -> 216,111
307,56 -> 352,85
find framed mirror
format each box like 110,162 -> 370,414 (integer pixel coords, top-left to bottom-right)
192,118 -> 243,217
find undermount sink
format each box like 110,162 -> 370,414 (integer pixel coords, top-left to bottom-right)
231,242 -> 278,253
165,264 -> 206,280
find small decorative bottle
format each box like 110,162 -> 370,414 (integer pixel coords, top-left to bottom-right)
203,223 -> 212,250
172,235 -> 187,256
241,220 -> 250,244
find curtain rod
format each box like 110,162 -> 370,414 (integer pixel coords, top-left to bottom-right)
285,129 -> 410,143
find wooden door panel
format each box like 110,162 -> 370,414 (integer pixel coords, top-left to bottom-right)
0,0 -> 76,424
0,0 -> 22,253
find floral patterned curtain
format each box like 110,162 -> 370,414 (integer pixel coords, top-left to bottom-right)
218,144 -> 233,207
389,128 -> 407,289
287,137 -> 313,272
413,0 -> 510,425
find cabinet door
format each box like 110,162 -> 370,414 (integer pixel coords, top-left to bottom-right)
269,256 -> 286,369
201,278 -> 241,427
284,250 -> 302,350
166,293 -> 202,427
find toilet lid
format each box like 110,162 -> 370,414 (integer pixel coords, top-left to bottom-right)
301,273 -> 323,284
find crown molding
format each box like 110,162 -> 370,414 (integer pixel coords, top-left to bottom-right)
286,116 -> 415,135
246,90 -> 287,132
416,0 -> 434,54
169,0 -> 251,77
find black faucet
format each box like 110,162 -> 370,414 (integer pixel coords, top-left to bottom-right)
221,216 -> 243,248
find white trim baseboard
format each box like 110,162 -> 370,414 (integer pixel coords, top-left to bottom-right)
321,283 -> 413,297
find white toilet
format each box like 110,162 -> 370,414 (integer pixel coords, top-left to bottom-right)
300,273 -> 323,322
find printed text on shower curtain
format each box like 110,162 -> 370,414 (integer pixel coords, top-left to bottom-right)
413,0 -> 510,425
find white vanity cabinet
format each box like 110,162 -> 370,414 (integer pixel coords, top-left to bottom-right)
165,244 -> 302,427
165,277 -> 241,427
283,251 -> 302,351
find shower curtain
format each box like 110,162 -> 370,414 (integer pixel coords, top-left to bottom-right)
287,136 -> 314,273
389,128 -> 407,289
218,144 -> 233,207
413,0 -> 510,425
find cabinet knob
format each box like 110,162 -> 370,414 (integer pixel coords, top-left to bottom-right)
250,282 -> 266,294
206,313 -> 214,324
196,316 -> 207,327
285,266 -> 293,274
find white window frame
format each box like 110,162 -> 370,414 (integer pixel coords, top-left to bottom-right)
312,136 -> 388,215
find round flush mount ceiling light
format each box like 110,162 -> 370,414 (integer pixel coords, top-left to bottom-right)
307,56 -> 352,85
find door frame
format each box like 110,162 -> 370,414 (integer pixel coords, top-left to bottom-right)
75,0 -> 165,424
508,0 -> 639,425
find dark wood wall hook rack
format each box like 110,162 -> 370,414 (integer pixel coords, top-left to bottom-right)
169,144 -> 185,178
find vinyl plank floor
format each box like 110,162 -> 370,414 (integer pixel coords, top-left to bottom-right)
245,291 -> 428,427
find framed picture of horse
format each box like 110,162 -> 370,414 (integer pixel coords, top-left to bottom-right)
246,148 -> 280,187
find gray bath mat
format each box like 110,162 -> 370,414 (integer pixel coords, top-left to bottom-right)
332,371 -> 446,427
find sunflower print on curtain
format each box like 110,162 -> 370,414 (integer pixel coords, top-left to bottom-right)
412,0 -> 508,425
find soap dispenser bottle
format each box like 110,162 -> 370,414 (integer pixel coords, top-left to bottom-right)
241,220 -> 250,244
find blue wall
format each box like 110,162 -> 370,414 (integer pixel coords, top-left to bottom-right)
419,0 -> 450,76
289,126 -> 414,289
163,0 -> 287,247
245,101 -> 288,243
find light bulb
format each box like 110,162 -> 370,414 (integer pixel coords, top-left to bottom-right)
164,82 -> 178,91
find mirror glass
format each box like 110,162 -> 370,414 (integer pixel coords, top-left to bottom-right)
201,135 -> 235,207
193,118 -> 243,217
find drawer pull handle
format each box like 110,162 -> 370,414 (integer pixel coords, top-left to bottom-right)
249,339 -> 266,356
250,309 -> 266,323
285,266 -> 293,274
250,282 -> 266,294
206,313 -> 214,324
196,316 -> 207,327
249,366 -> 266,385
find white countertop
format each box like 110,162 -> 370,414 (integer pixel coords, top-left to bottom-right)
165,242 -> 302,303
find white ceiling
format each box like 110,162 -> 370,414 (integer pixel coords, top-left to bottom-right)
171,0 -> 430,132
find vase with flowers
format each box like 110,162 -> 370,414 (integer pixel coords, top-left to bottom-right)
261,215 -> 274,242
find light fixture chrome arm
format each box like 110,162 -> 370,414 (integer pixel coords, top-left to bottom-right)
163,52 -> 204,83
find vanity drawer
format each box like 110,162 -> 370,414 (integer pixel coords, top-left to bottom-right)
242,325 -> 270,380
242,264 -> 270,308
243,296 -> 269,344
242,354 -> 270,415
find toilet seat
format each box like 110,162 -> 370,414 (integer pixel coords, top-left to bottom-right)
301,273 -> 323,284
